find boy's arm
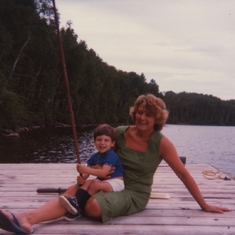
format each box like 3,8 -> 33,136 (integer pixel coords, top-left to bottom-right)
77,163 -> 112,178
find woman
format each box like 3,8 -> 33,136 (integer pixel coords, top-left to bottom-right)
0,94 -> 230,234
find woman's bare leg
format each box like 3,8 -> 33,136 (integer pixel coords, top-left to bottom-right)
0,188 -> 102,233
84,197 -> 102,220
26,197 -> 66,223
0,192 -> 68,232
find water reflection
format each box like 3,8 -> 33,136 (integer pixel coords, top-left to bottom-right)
0,126 -> 96,163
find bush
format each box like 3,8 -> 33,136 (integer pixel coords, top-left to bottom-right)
0,89 -> 29,130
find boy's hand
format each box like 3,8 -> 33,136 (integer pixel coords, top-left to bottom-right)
77,175 -> 85,185
76,164 -> 115,178
77,164 -> 88,173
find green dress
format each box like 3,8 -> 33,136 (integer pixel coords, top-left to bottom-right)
92,126 -> 163,222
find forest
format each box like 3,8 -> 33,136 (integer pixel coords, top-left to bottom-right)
0,0 -> 235,133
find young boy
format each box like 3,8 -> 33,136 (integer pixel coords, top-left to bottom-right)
59,124 -> 124,220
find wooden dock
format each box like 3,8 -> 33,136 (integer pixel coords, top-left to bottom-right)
0,163 -> 234,235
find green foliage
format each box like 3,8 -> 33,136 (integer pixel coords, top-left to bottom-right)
0,0 -> 234,131
0,88 -> 30,129
163,92 -> 235,126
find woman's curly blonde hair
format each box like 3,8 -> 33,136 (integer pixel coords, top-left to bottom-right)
129,94 -> 169,131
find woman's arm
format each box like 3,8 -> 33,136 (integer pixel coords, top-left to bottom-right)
159,136 -> 230,213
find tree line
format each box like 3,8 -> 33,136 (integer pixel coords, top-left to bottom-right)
0,0 -> 234,133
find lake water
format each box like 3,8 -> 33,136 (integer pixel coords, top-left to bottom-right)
0,124 -> 234,178
161,125 -> 235,177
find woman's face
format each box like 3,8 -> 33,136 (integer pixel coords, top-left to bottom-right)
135,104 -> 155,131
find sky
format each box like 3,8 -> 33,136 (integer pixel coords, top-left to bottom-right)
55,0 -> 235,101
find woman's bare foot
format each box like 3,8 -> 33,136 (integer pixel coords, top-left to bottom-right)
0,209 -> 32,233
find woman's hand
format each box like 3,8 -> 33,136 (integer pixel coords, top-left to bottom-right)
202,203 -> 231,213
102,166 -> 116,179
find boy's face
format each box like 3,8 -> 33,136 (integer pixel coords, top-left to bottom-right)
94,135 -> 115,154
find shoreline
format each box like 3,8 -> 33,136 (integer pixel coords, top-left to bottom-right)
1,122 -> 124,137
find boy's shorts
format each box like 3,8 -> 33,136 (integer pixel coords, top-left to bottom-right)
75,178 -> 124,192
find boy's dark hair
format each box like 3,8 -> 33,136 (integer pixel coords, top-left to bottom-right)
94,124 -> 115,141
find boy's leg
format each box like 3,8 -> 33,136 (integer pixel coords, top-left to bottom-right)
62,185 -> 79,197
59,185 -> 93,214
63,179 -> 95,196
80,179 -> 96,191
87,181 -> 113,195
59,180 -> 114,215
76,180 -> 115,210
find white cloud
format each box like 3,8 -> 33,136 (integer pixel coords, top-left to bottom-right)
56,0 -> 235,100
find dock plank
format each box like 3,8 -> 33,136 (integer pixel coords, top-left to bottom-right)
0,163 -> 234,235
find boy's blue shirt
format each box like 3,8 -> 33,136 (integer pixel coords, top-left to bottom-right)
87,149 -> 123,178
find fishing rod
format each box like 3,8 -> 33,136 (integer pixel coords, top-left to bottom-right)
52,0 -> 80,164
37,0 -> 80,194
